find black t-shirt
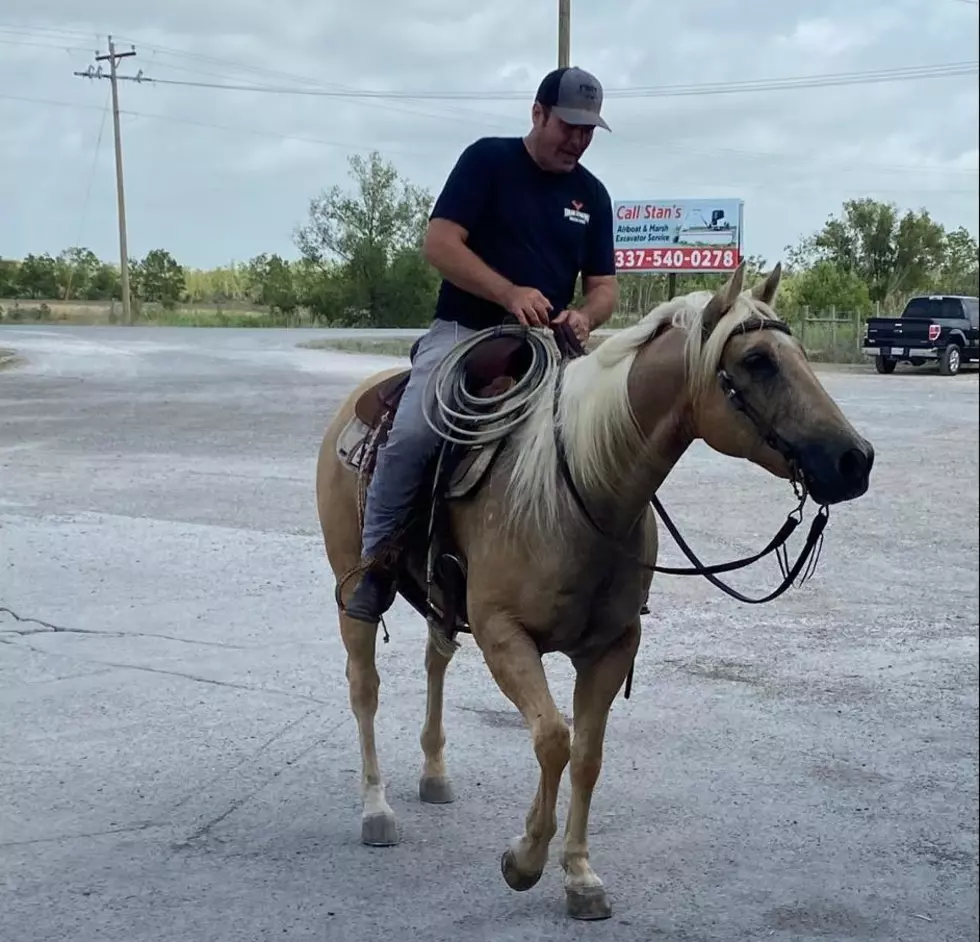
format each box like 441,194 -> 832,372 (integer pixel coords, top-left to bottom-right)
428,136 -> 615,331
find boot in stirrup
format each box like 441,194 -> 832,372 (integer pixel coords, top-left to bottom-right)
345,566 -> 397,624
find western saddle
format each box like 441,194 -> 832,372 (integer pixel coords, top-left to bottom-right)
352,332 -> 534,430
339,329 -> 548,644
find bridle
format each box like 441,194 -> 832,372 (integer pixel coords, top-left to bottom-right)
552,316 -> 830,607
715,319 -> 805,490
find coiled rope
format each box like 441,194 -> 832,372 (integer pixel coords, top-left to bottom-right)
421,324 -> 562,448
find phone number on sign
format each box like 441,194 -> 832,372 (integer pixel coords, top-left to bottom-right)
614,248 -> 740,271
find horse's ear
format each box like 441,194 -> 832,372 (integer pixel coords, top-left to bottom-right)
701,260 -> 746,336
750,262 -> 782,305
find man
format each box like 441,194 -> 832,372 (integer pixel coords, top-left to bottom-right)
346,65 -> 619,624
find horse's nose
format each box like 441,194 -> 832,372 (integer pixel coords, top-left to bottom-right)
800,436 -> 874,505
838,443 -> 873,488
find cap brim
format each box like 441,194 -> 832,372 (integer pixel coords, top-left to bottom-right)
551,106 -> 611,131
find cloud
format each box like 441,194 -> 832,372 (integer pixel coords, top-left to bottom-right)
0,0 -> 976,271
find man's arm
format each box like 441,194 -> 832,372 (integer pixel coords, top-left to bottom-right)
422,140 -> 551,326
580,180 -> 618,328
576,273 -> 619,329
423,221 -> 552,327
422,218 -> 513,308
554,179 -> 618,334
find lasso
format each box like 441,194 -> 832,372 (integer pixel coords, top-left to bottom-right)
420,324 -> 562,448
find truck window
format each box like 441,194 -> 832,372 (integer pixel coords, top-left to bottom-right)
902,297 -> 965,320
965,299 -> 980,330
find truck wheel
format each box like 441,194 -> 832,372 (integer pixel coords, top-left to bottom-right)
875,355 -> 896,374
939,344 -> 962,376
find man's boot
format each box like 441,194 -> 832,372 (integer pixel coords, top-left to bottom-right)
344,566 -> 397,624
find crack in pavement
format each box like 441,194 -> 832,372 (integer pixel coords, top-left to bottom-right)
0,606 -> 248,649
168,707 -> 325,814
174,735 -> 337,849
0,634 -> 330,706
0,820 -> 163,849
172,708 -> 338,848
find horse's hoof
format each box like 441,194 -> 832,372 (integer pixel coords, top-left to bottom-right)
419,775 -> 455,804
500,847 -> 543,892
566,884 -> 612,921
361,812 -> 398,847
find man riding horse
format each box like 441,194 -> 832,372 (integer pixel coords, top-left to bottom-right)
346,65 -> 619,624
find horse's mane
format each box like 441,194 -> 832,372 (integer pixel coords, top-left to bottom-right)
505,288 -> 782,534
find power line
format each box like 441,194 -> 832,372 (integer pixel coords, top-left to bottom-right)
0,36 -> 91,52
6,23 -> 973,212
77,60 -> 979,101
7,23 -> 977,155
64,89 -> 110,302
5,90 -> 976,183
66,55 -> 980,180
7,23 -> 974,101
0,92 -> 107,111
56,34 -> 521,133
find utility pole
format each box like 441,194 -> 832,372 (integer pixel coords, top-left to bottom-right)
558,0 -> 570,68
77,36 -> 136,324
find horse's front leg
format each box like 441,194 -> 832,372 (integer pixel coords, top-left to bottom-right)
561,620 -> 641,920
418,622 -> 457,804
473,613 -> 570,892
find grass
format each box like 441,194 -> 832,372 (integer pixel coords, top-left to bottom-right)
0,296 -> 873,366
142,308 -> 291,327
0,298 -> 286,327
795,318 -> 867,364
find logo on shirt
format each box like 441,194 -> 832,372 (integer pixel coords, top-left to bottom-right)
564,200 -> 590,225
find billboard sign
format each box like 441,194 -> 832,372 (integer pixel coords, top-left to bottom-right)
612,197 -> 744,273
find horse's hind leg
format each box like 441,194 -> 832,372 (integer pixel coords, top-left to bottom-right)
338,603 -> 398,846
317,374 -> 409,848
418,622 -> 456,804
560,620 -> 641,920
320,481 -> 397,844
474,613 -> 570,892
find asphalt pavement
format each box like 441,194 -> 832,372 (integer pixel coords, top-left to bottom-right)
1,325 -> 977,942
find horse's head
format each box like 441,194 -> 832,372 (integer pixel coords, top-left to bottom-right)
688,262 -> 874,505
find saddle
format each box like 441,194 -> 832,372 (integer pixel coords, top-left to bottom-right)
352,332 -> 534,429
337,322 -> 585,645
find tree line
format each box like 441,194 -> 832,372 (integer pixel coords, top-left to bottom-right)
1,151 -> 977,326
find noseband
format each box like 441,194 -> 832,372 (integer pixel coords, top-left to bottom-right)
715,318 -> 804,495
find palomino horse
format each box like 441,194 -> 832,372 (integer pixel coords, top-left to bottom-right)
314,261 -> 874,920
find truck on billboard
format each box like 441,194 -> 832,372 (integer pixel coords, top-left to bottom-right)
612,198 -> 744,273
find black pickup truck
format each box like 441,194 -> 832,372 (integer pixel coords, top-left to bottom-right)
862,294 -> 980,375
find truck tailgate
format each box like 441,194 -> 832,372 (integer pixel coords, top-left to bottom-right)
866,317 -> 934,344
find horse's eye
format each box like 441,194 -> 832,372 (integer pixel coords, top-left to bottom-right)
742,350 -> 778,378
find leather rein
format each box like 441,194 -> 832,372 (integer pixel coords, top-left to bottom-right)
552,317 -> 830,606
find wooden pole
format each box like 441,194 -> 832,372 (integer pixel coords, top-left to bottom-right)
558,0 -> 570,68
96,36 -> 136,325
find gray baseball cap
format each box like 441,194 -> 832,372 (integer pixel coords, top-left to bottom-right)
535,66 -> 611,131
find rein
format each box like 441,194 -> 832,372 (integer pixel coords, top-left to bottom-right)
552,317 -> 830,607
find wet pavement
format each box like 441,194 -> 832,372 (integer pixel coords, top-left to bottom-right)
1,325 -> 977,941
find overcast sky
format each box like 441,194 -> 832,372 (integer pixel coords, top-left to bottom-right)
1,0 -> 977,271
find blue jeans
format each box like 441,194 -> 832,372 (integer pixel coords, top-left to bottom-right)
360,318 -> 478,560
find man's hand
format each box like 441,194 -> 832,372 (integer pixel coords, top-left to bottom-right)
503,286 -> 552,327
552,307 -> 592,346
